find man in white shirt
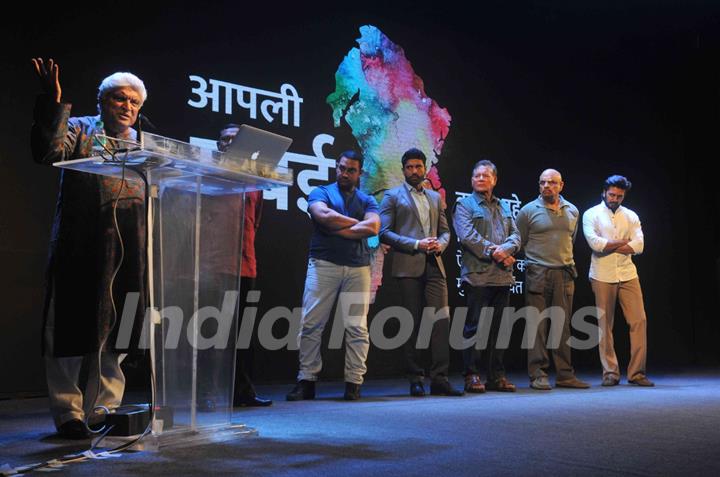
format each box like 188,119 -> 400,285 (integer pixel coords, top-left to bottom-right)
582,175 -> 653,387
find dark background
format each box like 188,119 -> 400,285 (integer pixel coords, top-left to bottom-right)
1,1 -> 719,395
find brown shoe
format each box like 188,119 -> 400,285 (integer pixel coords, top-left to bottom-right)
485,377 -> 516,392
464,374 -> 486,393
601,375 -> 620,387
556,377 -> 591,389
629,376 -> 655,387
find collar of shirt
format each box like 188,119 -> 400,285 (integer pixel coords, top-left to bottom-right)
600,201 -> 627,215
472,191 -> 499,206
404,181 -> 426,195
534,195 -> 569,210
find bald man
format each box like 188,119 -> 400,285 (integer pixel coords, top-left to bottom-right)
516,169 -> 590,390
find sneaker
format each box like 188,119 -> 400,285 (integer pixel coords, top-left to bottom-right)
530,376 -> 552,390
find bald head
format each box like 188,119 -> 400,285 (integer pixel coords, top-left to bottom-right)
540,169 -> 562,181
538,168 -> 564,205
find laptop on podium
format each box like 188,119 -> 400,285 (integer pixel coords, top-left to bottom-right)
224,124 -> 292,167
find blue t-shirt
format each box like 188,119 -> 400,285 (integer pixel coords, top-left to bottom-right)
307,182 -> 379,267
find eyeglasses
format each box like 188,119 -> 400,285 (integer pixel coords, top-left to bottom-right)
539,180 -> 560,186
109,93 -> 142,109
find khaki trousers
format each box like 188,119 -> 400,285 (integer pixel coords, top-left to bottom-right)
591,278 -> 648,380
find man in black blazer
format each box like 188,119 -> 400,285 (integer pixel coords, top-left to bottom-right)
379,148 -> 463,397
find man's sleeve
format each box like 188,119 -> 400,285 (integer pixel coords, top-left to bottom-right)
31,94 -> 76,165
364,194 -> 380,216
379,190 -> 416,252
437,197 -> 451,253
626,211 -> 644,255
253,191 -> 263,230
499,215 -> 521,255
571,206 -> 579,244
582,208 -> 608,253
307,186 -> 329,209
516,207 -> 529,252
452,200 -> 494,260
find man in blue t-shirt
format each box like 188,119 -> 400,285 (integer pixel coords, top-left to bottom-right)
286,150 -> 380,401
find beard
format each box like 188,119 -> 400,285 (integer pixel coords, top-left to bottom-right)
406,175 -> 424,187
604,200 -> 619,211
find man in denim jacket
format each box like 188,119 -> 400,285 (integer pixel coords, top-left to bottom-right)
453,160 -> 520,393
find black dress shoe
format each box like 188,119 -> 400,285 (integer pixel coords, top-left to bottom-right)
485,377 -> 517,392
234,395 -> 273,407
344,382 -> 361,401
286,380 -> 316,401
198,396 -> 217,412
430,381 -> 465,396
57,419 -> 89,439
410,382 -> 425,397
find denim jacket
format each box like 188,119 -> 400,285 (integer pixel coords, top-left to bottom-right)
453,193 -> 520,277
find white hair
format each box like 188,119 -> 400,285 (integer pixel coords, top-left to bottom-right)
96,72 -> 147,111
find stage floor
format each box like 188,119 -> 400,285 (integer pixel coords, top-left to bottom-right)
2,369 -> 719,476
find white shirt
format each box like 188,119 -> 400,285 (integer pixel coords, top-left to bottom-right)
582,202 -> 644,283
404,182 -> 431,241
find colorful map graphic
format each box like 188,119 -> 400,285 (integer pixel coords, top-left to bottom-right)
327,25 -> 451,201
327,25 -> 452,298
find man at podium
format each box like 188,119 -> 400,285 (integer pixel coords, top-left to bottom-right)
30,58 -> 148,439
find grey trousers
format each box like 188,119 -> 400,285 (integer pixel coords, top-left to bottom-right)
44,295 -> 126,429
45,353 -> 126,428
297,258 -> 371,385
591,278 -> 648,381
525,265 -> 576,381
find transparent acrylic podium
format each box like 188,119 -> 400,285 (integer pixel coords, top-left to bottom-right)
54,132 -> 293,449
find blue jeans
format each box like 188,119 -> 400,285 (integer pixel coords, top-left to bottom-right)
297,258 -> 371,384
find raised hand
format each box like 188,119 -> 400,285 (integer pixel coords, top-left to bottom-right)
31,58 -> 61,103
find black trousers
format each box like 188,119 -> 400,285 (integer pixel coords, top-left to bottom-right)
396,258 -> 450,383
194,275 -> 258,402
234,276 -> 258,400
462,284 -> 510,381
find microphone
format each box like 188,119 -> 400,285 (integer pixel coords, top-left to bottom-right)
138,113 -> 157,131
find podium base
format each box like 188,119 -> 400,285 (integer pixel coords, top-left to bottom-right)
95,423 -> 258,452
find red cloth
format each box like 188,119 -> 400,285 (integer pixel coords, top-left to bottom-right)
241,190 -> 262,278
198,190 -> 262,278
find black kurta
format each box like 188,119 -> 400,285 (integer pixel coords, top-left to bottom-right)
32,95 -> 146,357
